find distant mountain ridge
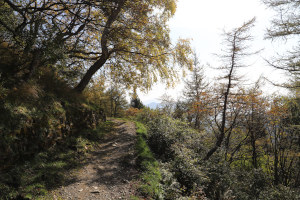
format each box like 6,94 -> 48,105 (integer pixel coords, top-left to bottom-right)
146,102 -> 160,109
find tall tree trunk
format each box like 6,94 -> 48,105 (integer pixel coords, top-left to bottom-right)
274,148 -> 279,185
203,19 -> 256,160
204,86 -> 230,160
250,130 -> 258,168
114,103 -> 119,117
195,111 -> 200,129
203,31 -> 239,161
74,56 -> 108,92
204,53 -> 234,160
74,0 -> 126,92
224,129 -> 233,161
274,129 -> 279,185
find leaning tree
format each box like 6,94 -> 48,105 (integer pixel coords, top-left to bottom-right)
0,0 -> 193,91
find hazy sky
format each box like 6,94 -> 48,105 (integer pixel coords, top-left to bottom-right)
139,0 -> 290,104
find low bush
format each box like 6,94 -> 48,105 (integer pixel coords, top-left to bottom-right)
133,110 -> 300,199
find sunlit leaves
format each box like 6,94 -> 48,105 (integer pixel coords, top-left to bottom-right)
0,0 -> 190,91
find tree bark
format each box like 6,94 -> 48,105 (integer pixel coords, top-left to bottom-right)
250,129 -> 258,168
274,129 -> 279,185
204,82 -> 231,160
74,0 -> 126,92
204,37 -> 235,160
74,56 -> 108,92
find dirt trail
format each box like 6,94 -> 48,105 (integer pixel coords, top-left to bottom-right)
50,119 -> 139,200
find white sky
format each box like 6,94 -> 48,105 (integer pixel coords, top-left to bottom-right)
139,0 -> 291,104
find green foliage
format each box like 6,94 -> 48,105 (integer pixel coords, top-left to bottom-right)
135,107 -> 163,122
0,121 -> 113,199
0,145 -> 79,199
0,68 -> 107,166
135,122 -> 163,199
135,111 -> 208,198
130,196 -> 142,200
84,121 -> 114,141
0,0 -> 193,92
131,97 -> 145,110
258,185 -> 300,200
136,122 -> 148,139
105,85 -> 128,117
133,109 -> 300,199
85,79 -> 128,118
0,66 -> 109,199
158,162 -> 183,200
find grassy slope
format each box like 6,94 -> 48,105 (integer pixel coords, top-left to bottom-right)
0,121 -> 114,199
135,122 -> 162,200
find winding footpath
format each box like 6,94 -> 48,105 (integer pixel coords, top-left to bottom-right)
49,119 -> 139,200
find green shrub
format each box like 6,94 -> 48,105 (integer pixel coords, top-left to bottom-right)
136,113 -> 209,198
135,111 -> 277,199
259,185 -> 300,200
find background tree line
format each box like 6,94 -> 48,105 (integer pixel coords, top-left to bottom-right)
135,4 -> 299,197
0,0 -> 299,199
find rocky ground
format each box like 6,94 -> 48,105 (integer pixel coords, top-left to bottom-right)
48,119 -> 140,200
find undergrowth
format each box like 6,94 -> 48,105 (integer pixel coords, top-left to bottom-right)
0,121 -> 114,200
135,122 -> 162,200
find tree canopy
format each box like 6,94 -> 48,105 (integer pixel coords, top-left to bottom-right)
0,0 -> 193,92
263,0 -> 300,89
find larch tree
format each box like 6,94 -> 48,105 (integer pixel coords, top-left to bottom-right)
227,82 -> 268,167
263,0 -> 300,89
204,18 -> 257,160
183,53 -> 209,130
263,1 -> 300,184
242,84 -> 268,168
265,97 -> 290,185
